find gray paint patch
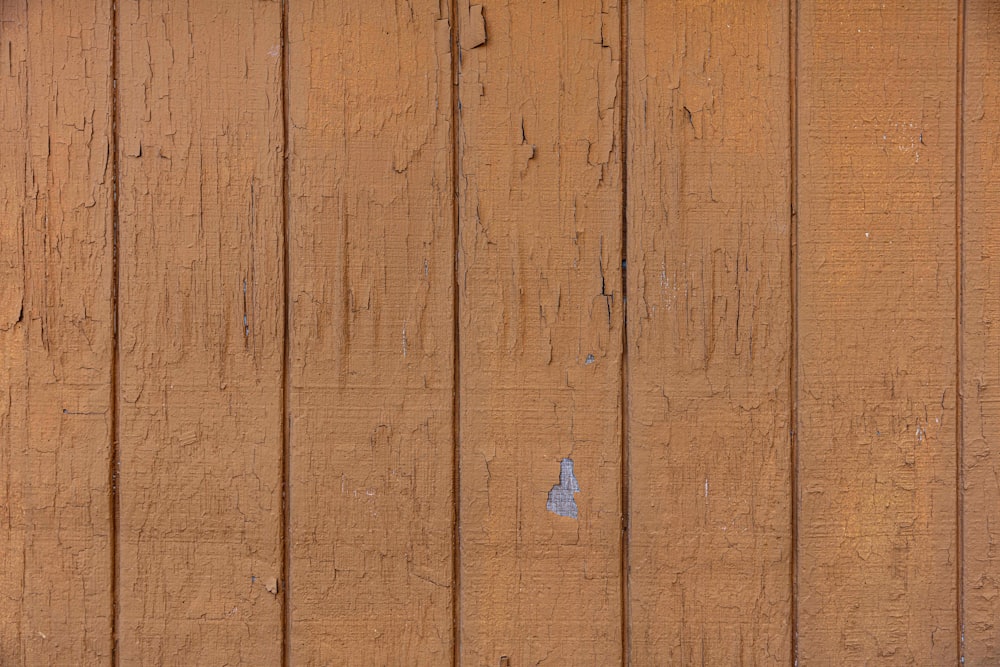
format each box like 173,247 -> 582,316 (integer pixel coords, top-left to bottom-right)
546,457 -> 580,519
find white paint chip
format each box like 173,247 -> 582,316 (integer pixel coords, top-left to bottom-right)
547,457 -> 580,519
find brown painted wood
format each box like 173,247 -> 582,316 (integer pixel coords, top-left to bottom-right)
116,2 -> 285,662
796,1 -> 959,662
455,0 -> 624,663
0,2 -> 115,664
626,1 -> 794,663
963,1 -> 1000,662
1,3 -> 991,662
285,0 -> 456,662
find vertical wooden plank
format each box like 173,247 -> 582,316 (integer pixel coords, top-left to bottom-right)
963,1 -> 1000,661
0,5 -> 27,654
0,2 -> 115,664
116,2 -> 284,663
456,1 -> 623,663
797,1 -> 958,662
286,1 -> 455,662
626,1 -> 793,663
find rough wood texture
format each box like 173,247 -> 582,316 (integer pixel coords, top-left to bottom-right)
0,2 -> 115,663
456,1 -> 624,663
286,0 -> 455,662
796,1 -> 959,662
116,2 -> 284,663
626,1 -> 793,663
963,1 -> 1000,661
2,2 -> 992,662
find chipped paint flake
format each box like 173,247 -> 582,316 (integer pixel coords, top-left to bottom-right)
546,458 -> 580,519
465,5 -> 487,49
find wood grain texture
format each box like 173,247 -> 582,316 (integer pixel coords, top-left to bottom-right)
456,0 -> 624,663
626,1 -> 793,663
286,0 -> 455,662
116,2 -> 284,663
0,2 -> 115,663
796,1 -> 959,662
963,1 -> 1000,662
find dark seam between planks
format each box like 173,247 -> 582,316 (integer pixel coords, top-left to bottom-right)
789,0 -> 800,663
110,0 -> 121,662
280,1 -> 292,665
449,0 -> 462,664
619,0 -> 630,665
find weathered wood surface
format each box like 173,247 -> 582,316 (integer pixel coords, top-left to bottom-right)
796,1 -> 959,662
1,2 -> 115,664
0,1 -> 989,663
286,0 -> 456,662
456,0 -> 624,663
116,1 -> 285,663
627,1 -> 793,663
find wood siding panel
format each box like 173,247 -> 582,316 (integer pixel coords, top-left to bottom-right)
963,1 -> 1000,662
626,1 -> 794,663
116,2 -> 285,662
0,3 -> 988,662
0,2 -> 115,663
796,1 -> 959,662
286,0 -> 456,662
456,1 -> 624,663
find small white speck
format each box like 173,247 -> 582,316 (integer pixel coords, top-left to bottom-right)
585,354 -> 595,365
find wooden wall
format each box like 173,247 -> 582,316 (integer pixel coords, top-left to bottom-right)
0,0 -> 995,664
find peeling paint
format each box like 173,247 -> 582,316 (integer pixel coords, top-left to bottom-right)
465,5 -> 487,49
547,458 -> 580,519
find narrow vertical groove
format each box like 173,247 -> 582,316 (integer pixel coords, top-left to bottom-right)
449,0 -> 462,664
109,0 -> 121,664
956,0 -> 966,661
279,1 -> 292,665
618,0 -> 630,664
788,0 -> 799,663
